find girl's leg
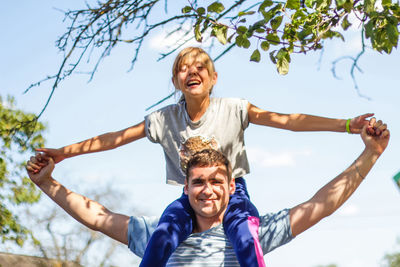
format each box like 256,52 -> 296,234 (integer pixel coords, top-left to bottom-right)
223,177 -> 266,267
140,193 -> 194,267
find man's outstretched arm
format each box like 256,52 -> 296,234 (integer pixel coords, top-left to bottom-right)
290,118 -> 390,237
26,155 -> 130,244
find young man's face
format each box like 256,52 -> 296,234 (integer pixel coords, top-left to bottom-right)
184,165 -> 235,223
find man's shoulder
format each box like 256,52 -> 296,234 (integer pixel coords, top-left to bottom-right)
127,216 -> 159,258
258,208 -> 294,255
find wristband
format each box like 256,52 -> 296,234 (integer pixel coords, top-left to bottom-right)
346,119 -> 352,134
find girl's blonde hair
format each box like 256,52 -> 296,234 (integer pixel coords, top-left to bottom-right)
172,47 -> 216,95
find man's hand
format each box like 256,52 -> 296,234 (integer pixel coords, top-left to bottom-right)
362,118 -> 390,156
26,153 -> 55,186
350,113 -> 375,134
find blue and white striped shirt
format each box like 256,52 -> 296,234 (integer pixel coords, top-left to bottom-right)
128,209 -> 293,266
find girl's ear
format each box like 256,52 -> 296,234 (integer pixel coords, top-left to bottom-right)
172,77 -> 178,89
212,72 -> 218,86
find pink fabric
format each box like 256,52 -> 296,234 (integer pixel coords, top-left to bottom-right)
248,216 -> 266,267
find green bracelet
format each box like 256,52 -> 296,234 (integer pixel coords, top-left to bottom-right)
346,119 -> 352,134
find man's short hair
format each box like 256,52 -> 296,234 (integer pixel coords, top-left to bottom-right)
185,149 -> 232,182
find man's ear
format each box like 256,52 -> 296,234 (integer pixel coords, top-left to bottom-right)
229,178 -> 235,195
184,179 -> 189,195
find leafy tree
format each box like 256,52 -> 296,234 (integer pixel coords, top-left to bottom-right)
26,0 -> 399,118
382,238 -> 400,267
0,95 -> 45,246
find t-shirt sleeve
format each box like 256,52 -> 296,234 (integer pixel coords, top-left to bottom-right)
231,98 -> 249,130
259,208 -> 294,255
127,216 -> 159,258
144,110 -> 163,143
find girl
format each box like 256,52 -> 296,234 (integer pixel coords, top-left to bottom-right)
38,47 -> 373,266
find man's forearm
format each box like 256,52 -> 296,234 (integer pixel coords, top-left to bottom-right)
311,148 -> 379,217
290,147 -> 380,236
36,177 -> 129,244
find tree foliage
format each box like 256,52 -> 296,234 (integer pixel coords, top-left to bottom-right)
0,95 -> 46,246
382,238 -> 400,267
26,0 -> 399,117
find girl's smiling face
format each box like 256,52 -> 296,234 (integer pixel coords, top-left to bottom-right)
172,47 -> 218,100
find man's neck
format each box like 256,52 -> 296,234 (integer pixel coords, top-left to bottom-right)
193,213 -> 224,233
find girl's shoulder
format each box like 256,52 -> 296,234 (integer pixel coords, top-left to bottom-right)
211,97 -> 249,108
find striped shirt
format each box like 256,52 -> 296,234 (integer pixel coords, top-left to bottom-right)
128,209 -> 293,266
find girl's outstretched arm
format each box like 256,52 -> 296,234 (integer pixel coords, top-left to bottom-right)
247,103 -> 373,133
37,121 -> 146,163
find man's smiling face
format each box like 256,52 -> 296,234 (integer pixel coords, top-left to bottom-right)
184,165 -> 235,225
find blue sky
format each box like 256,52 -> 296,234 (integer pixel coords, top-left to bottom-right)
2,1 -> 400,266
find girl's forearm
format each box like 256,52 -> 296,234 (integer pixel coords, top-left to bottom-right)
61,121 -> 146,158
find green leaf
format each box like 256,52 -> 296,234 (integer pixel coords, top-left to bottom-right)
267,33 -> 280,45
197,7 -> 206,15
316,0 -> 331,10
286,0 -> 301,10
182,6 -> 192,14
237,26 -> 248,34
382,0 -> 392,7
238,11 -> 256,16
305,0 -> 315,8
386,23 -> 399,46
364,20 -> 374,39
207,2 -> 225,13
364,0 -> 376,13
235,35 -> 251,48
270,16 -> 283,30
335,0 -> 346,7
259,0 -> 274,11
298,27 -> 312,40
343,0 -> 354,12
250,49 -> 261,62
212,25 -> 228,45
195,22 -> 202,42
341,15 -> 352,30
276,49 -> 290,75
269,51 -> 277,64
261,41 -> 270,51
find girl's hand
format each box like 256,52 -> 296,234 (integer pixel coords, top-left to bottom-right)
26,154 -> 54,186
350,113 -> 375,134
35,148 -> 66,163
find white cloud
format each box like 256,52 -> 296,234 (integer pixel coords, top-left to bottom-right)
338,203 -> 360,216
247,147 -> 312,168
149,22 -> 213,51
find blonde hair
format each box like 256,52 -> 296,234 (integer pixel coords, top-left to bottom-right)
172,47 -> 216,95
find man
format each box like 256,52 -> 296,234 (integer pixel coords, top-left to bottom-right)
26,119 -> 389,266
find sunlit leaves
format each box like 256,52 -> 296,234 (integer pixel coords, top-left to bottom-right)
180,0 -> 399,74
0,95 -> 46,246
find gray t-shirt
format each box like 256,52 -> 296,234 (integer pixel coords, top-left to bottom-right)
127,209 -> 293,266
145,98 -> 250,185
